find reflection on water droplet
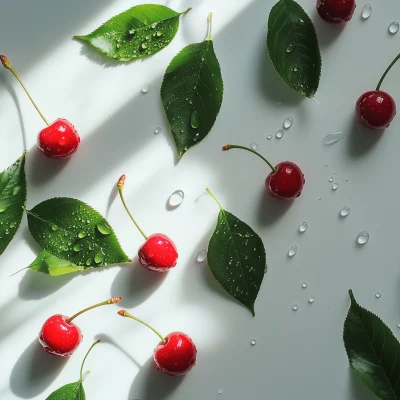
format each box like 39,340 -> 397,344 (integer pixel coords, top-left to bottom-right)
190,111 -> 200,129
292,304 -> 299,311
250,142 -> 258,150
308,297 -> 315,304
375,291 -> 382,299
51,225 -> 58,231
293,66 -> 298,72
250,339 -> 256,346
9,222 -> 16,228
73,244 -> 81,252
157,31 -> 163,37
276,130 -> 284,139
339,206 -> 351,217
97,223 -> 112,236
94,251 -> 105,264
332,182 -> 339,190
78,231 -> 87,239
86,259 -> 92,266
299,221 -> 308,233
267,135 -> 272,140
389,22 -> 399,34
168,190 -> 184,207
286,44 -> 294,53
288,245 -> 297,257
302,282 -> 308,289
357,231 -> 369,245
196,249 -> 207,262
323,131 -> 346,145
154,127 -> 161,134
141,42 -> 148,49
283,117 -> 293,129
361,4 -> 372,19
141,85 -> 150,93
13,186 -> 21,195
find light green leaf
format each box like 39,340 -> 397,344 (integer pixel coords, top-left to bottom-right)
28,250 -> 84,276
46,381 -> 85,400
26,198 -> 130,268
267,0 -> 321,97
0,152 -> 26,255
343,290 -> 400,399
74,4 -> 191,61
161,14 -> 223,159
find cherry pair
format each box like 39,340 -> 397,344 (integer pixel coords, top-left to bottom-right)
40,296 -> 196,376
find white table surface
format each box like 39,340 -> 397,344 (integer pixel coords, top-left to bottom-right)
0,0 -> 398,398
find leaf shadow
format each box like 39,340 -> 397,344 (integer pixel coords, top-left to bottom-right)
110,259 -> 168,308
312,9 -> 346,48
9,339 -> 68,399
257,189 -> 293,226
129,356 -> 184,400
347,369 -> 377,400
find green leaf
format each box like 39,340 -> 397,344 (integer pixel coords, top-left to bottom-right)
46,381 -> 85,400
207,205 -> 266,316
343,289 -> 400,399
74,4 -> 191,61
28,250 -> 84,276
161,14 -> 223,159
0,152 -> 26,255
26,198 -> 130,268
267,0 -> 321,97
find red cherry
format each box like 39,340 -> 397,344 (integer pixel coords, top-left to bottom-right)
154,332 -> 197,376
356,90 -> 396,130
266,161 -> 305,200
316,0 -> 356,24
37,118 -> 80,158
138,233 -> 178,272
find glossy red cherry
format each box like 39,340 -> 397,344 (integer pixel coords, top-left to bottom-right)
39,297 -> 121,357
154,332 -> 197,376
222,145 -> 305,200
316,0 -> 356,24
356,91 -> 396,130
266,161 -> 305,200
0,55 -> 80,158
118,310 -> 197,376
117,175 -> 179,272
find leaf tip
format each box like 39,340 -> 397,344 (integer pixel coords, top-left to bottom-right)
348,289 -> 356,303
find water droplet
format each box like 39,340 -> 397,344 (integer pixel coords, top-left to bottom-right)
73,244 -> 81,252
389,22 -> 399,34
9,222 -> 16,228
328,177 -> 333,182
78,231 -> 87,239
168,190 -> 184,207
0,206 -> 7,213
293,66 -> 299,72
357,231 -> 369,245
288,245 -> 297,257
151,22 -> 158,29
283,117 -> 293,129
276,130 -> 284,139
94,251 -> 105,264
267,135 -> 272,140
286,44 -> 294,53
308,297 -> 315,304
323,131 -> 346,145
196,249 -> 207,262
250,339 -> 257,346
86,259 -> 92,266
12,186 -> 21,195
332,182 -> 339,190
141,42 -> 148,49
292,304 -> 299,311
51,224 -> 58,231
325,163 -> 328,167
302,282 -> 308,289
346,177 -> 350,182
97,223 -> 112,236
250,142 -> 258,150
128,28 -> 136,35
141,85 -> 150,94
154,127 -> 161,134
299,221 -> 308,233
397,323 -> 400,328
375,291 -> 382,299
156,31 -> 163,37
190,111 -> 200,129
339,206 -> 351,217
361,4 -> 372,19
218,390 -> 223,395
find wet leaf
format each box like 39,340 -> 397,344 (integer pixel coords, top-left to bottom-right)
267,0 -> 321,97
343,290 -> 400,399
28,250 -> 84,276
74,4 -> 191,61
46,382 -> 85,400
0,152 -> 26,255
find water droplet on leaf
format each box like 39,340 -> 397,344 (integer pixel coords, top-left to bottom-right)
78,231 -> 87,239
286,44 -> 294,53
73,244 -> 81,252
97,223 -> 112,236
190,111 -> 200,129
12,186 -> 21,195
94,251 -> 105,264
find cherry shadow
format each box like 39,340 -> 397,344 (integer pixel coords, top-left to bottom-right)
129,356 -> 184,400
110,259 -> 168,308
257,189 -> 293,226
9,339 -> 67,398
312,9 -> 346,48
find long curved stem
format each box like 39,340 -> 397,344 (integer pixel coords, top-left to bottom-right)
0,56 -> 50,126
80,340 -> 100,381
377,52 -> 400,91
206,188 -> 224,210
118,310 -> 166,344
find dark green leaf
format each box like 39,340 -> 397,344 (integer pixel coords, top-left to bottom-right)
267,0 -> 321,97
207,210 -> 266,316
74,4 -> 191,61
26,198 -> 130,268
161,20 -> 223,159
0,152 -> 26,255
46,381 -> 85,400
28,250 -> 84,276
343,289 -> 400,399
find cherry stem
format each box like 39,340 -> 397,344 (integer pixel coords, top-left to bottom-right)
117,176 -> 148,240
377,52 -> 400,91
118,310 -> 166,344
0,56 -> 50,126
205,13 -> 213,41
206,188 -> 224,210
181,7 -> 192,15
80,340 -> 100,381
222,144 -> 277,173
66,297 -> 121,324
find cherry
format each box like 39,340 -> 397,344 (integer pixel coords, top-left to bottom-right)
39,297 -> 121,357
117,175 -> 178,272
118,310 -> 197,376
222,144 -> 305,200
0,55 -> 80,158
316,0 -> 356,24
356,52 -> 400,130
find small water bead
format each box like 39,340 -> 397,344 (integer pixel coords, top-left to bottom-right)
218,390 -> 223,395
298,221 -> 308,233
196,249 -> 207,263
397,323 -> 400,328
250,339 -> 257,346
9,222 -> 16,228
190,111 -> 200,129
288,245 -> 297,257
323,131 -> 346,145
141,85 -> 150,94
267,135 -> 272,140
339,206 -> 351,218
94,251 -> 105,264
325,163 -> 328,167
97,223 -> 112,236
250,142 -> 258,150
308,297 -> 315,304
375,291 -> 382,299
361,4 -> 372,20
168,190 -> 185,207
154,127 -> 161,134
293,66 -> 299,72
389,22 -> 399,34
332,182 -> 339,190
292,304 -> 299,311
346,177 -> 350,182
276,130 -> 284,139
73,244 -> 81,252
78,231 -> 87,239
283,117 -> 293,129
286,44 -> 294,53
357,231 -> 370,245
328,177 -> 333,182
302,282 -> 308,289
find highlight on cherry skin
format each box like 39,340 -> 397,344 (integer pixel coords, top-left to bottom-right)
222,144 -> 305,200
316,0 -> 356,24
0,55 -> 80,158
118,310 -> 197,376
39,297 -> 121,357
117,175 -> 178,272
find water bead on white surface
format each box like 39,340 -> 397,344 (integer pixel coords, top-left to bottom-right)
361,4 -> 372,19
388,22 -> 399,34
298,222 -> 308,233
339,206 -> 351,217
288,245 -> 297,257
283,117 -> 293,129
196,250 -> 207,263
357,231 -> 369,245
168,190 -> 184,207
323,131 -> 346,145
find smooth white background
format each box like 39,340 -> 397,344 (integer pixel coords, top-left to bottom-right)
0,0 -> 399,398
